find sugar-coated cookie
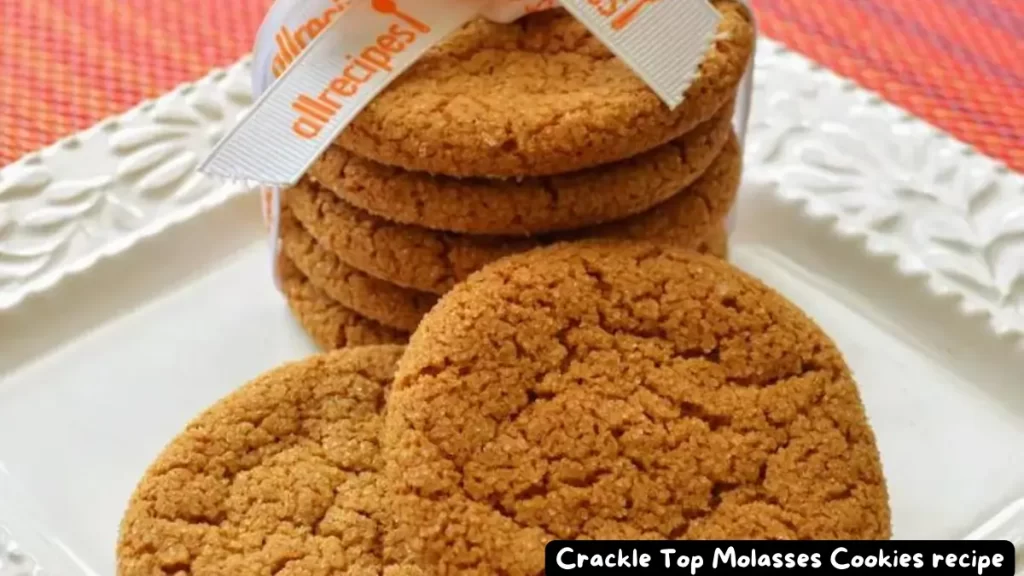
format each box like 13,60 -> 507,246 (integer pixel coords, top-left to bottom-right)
338,1 -> 753,177
383,241 -> 890,574
283,209 -> 728,335
282,210 -> 438,332
698,224 -> 729,260
117,345 -> 405,576
280,256 -> 407,349
290,137 -> 741,294
314,104 -> 733,235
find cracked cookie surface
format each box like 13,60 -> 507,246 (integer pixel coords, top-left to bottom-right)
282,210 -> 439,332
383,242 -> 890,574
283,212 -> 726,336
284,209 -> 726,335
337,1 -> 753,177
117,345 -> 405,576
291,137 -> 740,294
698,224 -> 729,260
315,105 -> 733,235
280,256 -> 408,349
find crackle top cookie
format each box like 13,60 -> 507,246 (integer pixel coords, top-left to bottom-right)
282,210 -> 438,332
314,104 -> 733,235
292,136 -> 741,294
383,242 -> 890,573
280,256 -> 408,349
117,345 -> 404,576
337,0 -> 754,178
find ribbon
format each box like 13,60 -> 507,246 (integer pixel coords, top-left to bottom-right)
227,0 -> 756,288
250,0 -> 562,102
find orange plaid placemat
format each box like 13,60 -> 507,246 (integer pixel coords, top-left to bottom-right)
0,0 -> 272,164
756,0 -> 1023,172
2,0 -> 1022,171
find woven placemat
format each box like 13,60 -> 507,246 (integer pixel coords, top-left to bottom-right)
756,0 -> 1023,172
1,0 -> 1021,170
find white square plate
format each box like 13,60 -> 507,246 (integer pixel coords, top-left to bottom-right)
1,40 -> 1022,576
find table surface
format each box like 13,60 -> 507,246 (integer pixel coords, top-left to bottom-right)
1,0 -> 1021,171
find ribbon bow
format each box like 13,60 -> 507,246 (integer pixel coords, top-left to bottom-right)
202,0 -> 752,185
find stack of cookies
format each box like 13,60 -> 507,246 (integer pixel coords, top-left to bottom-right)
278,0 -> 756,349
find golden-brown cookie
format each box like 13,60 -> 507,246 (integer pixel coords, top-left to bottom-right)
290,136 -> 741,294
315,104 -> 734,235
383,242 -> 890,573
338,1 -> 753,177
117,345 -> 404,576
282,210 -> 439,332
283,209 -> 728,334
280,256 -> 408,349
699,224 -> 729,259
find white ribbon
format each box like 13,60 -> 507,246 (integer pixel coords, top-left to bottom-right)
236,0 -> 756,287
250,0 -> 566,103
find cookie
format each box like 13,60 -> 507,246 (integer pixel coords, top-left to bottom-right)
338,1 -> 753,177
117,345 -> 404,576
283,209 -> 727,334
280,256 -> 408,349
699,224 -> 729,259
290,136 -> 741,294
282,210 -> 438,332
383,242 -> 890,573
314,104 -> 734,235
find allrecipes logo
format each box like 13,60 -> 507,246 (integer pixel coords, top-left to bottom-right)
588,0 -> 661,30
290,0 -> 431,139
272,0 -> 353,78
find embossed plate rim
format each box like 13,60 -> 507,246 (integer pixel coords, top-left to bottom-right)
0,60 -> 257,311
745,41 -> 1024,340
